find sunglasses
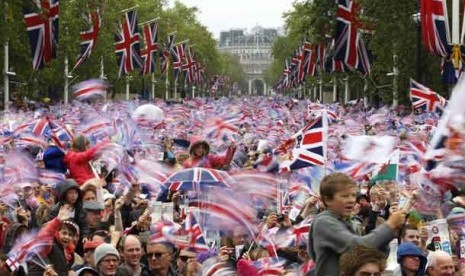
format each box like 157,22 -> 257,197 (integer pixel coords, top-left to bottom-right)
147,252 -> 169,259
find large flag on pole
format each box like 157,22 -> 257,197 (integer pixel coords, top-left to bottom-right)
140,19 -> 159,75
421,0 -> 450,57
73,4 -> 102,70
114,8 -> 142,77
160,33 -> 176,77
278,112 -> 328,172
334,0 -> 372,75
23,0 -> 59,70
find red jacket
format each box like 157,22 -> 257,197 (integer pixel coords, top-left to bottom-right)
38,218 -> 75,263
64,143 -> 104,186
183,145 -> 236,169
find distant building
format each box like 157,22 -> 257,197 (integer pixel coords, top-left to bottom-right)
218,26 -> 279,95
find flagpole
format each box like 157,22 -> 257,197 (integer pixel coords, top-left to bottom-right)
119,5 -> 138,14
344,76 -> 349,104
3,40 -> 9,110
100,56 -> 105,80
332,76 -> 337,102
151,73 -> 155,100
392,54 -> 399,106
363,78 -> 368,107
64,56 -> 69,104
319,78 -> 323,102
126,77 -> 130,100
452,0 -> 461,71
165,61 -> 169,100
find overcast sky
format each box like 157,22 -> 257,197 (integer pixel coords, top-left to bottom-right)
169,0 -> 295,38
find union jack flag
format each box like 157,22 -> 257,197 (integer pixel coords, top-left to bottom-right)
203,117 -> 239,141
114,9 -> 142,77
410,79 -> 448,113
73,4 -> 102,70
160,33 -> 176,77
49,120 -> 73,148
278,112 -> 328,172
441,45 -> 465,84
73,79 -> 108,101
421,0 -> 450,57
140,20 -> 159,75
30,118 -> 51,137
184,211 -> 209,252
23,0 -> 59,70
334,0 -> 372,75
183,46 -> 197,85
172,42 -> 186,82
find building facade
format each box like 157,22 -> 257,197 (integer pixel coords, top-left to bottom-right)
218,26 -> 278,95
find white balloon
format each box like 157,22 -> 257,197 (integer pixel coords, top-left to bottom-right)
132,104 -> 164,123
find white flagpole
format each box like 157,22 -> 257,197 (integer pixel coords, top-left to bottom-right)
392,54 -> 399,106
3,40 -> 9,110
344,77 -> 349,104
165,60 -> 170,100
64,56 -> 69,104
452,0 -> 460,45
126,77 -> 130,100
151,73 -> 155,100
332,76 -> 337,102
100,56 -> 105,80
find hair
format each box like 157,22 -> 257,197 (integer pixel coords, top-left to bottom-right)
249,247 -> 269,261
146,241 -> 175,253
340,245 -> 387,276
71,135 -> 89,152
320,173 -> 356,206
401,225 -> 419,240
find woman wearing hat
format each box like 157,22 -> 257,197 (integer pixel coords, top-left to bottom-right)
182,136 -> 236,169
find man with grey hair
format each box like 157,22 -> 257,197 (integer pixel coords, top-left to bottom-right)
426,250 -> 455,276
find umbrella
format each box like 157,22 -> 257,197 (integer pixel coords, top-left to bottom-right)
164,168 -> 233,193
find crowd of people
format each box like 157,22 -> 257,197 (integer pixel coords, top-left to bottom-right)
0,95 -> 464,276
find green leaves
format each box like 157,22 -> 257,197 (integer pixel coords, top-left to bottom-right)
0,0 -> 236,100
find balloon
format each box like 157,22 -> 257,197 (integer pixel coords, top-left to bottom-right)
132,104 -> 164,124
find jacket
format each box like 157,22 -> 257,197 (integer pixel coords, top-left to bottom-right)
309,210 -> 395,276
182,140 -> 236,169
397,242 -> 427,276
47,179 -> 83,223
27,218 -> 75,276
64,142 -> 104,185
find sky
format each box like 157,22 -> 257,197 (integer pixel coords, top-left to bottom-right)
170,0 -> 295,38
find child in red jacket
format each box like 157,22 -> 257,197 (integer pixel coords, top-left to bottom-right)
64,135 -> 107,186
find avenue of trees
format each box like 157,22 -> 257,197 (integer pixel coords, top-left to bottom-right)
0,0 -> 246,102
265,0 -> 460,105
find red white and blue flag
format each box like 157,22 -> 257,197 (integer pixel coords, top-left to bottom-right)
410,79 -> 448,113
73,79 -> 108,101
183,46 -> 197,85
278,112 -> 328,172
160,33 -> 176,77
421,0 -> 450,57
172,42 -> 187,82
73,4 -> 102,69
334,0 -> 372,75
114,9 -> 142,77
23,0 -> 59,70
184,211 -> 209,252
140,20 -> 159,75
